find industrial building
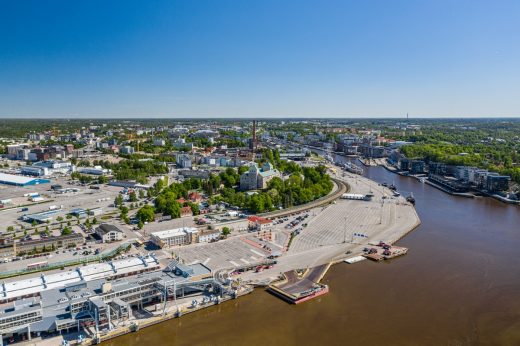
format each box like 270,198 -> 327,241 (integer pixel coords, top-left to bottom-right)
0,234 -> 84,257
20,161 -> 74,176
77,166 -> 112,175
0,259 -> 223,345
0,173 -> 50,187
0,255 -> 160,303
15,234 -> 84,256
21,210 -> 60,224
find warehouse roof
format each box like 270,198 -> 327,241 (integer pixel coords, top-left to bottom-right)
0,172 -> 50,186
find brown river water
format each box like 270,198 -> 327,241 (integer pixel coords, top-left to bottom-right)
107,161 -> 520,346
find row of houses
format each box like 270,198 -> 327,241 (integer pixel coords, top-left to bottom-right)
174,152 -> 248,169
0,234 -> 84,258
389,151 -> 511,193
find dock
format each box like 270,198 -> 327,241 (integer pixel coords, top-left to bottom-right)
362,242 -> 408,261
267,263 -> 331,304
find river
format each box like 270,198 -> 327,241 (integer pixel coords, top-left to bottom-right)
107,154 -> 520,346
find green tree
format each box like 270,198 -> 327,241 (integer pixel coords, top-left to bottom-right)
187,202 -> 200,215
114,194 -> 123,207
136,205 -> 155,223
221,226 -> 231,237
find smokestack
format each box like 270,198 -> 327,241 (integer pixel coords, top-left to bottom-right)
250,120 -> 257,152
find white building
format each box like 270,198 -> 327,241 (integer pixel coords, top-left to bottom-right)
176,154 -> 192,168
150,227 -> 198,248
88,207 -> 103,216
153,139 -> 166,146
198,229 -> 221,243
95,224 -> 124,243
21,161 -> 75,176
121,146 -> 135,154
77,166 -> 112,175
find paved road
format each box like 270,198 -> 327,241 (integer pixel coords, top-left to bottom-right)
240,170 -> 421,284
260,178 -> 347,219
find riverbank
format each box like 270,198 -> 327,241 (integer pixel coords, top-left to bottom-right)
103,160 -> 520,346
242,168 -> 421,285
378,159 -> 520,205
17,286 -> 255,346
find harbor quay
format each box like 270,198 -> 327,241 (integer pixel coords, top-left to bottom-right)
1,170 -> 420,345
0,259 -> 252,346
235,167 -> 421,299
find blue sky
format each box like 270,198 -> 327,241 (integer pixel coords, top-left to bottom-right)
0,0 -> 519,118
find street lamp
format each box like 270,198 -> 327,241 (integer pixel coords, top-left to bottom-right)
343,216 -> 347,243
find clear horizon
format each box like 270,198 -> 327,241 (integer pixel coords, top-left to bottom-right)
1,115 -> 520,120
1,0 -> 519,118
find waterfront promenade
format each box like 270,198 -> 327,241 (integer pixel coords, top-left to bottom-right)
12,170 -> 420,346
241,169 -> 421,284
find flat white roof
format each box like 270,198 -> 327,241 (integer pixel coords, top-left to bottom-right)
112,257 -> 143,270
4,286 -> 42,300
341,193 -> 366,198
4,277 -> 43,292
79,263 -> 114,278
0,172 -> 39,184
1,256 -> 158,301
151,227 -> 198,239
45,270 -> 81,284
46,276 -> 82,290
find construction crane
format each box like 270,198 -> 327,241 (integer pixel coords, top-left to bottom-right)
126,133 -> 143,152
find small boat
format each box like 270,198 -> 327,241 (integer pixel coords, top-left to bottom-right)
342,162 -> 363,175
389,183 -> 397,191
324,153 -> 334,162
393,192 -> 400,197
406,193 -> 416,205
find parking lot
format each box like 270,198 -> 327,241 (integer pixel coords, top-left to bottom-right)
173,237 -> 269,270
0,179 -> 122,229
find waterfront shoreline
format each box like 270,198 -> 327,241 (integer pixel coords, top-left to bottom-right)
14,169 -> 421,346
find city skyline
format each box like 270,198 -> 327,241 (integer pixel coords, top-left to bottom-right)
1,0 -> 519,118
